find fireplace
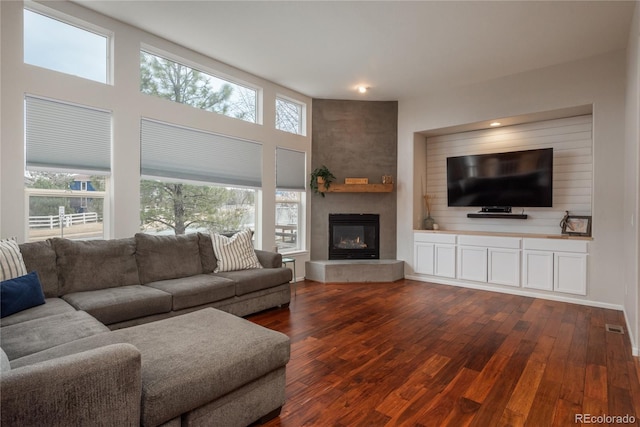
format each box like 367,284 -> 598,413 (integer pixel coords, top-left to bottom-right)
328,214 -> 380,260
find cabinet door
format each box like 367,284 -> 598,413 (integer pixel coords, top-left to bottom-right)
522,250 -> 553,291
488,248 -> 520,287
554,252 -> 587,295
434,244 -> 456,278
414,242 -> 434,275
457,246 -> 487,282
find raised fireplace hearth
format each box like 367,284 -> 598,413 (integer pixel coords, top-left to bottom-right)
329,213 -> 379,260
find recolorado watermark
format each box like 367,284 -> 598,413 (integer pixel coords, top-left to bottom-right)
575,414 -> 636,424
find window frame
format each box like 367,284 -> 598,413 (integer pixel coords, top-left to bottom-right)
140,46 -> 262,124
25,182 -> 107,242
139,176 -> 258,237
275,190 -> 305,254
23,3 -> 114,84
276,95 -> 306,136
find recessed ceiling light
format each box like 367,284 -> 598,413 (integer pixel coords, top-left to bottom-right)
490,122 -> 501,127
357,85 -> 368,94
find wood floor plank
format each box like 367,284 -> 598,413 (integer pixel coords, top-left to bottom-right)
250,280 -> 640,427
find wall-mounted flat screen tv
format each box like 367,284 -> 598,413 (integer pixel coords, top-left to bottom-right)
446,148 -> 553,208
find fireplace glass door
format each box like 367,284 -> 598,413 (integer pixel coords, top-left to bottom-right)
329,214 -> 379,259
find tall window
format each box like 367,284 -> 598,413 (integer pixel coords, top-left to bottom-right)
140,119 -> 260,236
23,8 -> 109,84
275,148 -> 306,252
140,50 -> 257,123
140,180 -> 255,236
276,97 -> 305,135
25,96 -> 110,241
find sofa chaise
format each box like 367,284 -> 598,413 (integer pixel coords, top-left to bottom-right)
0,231 -> 293,426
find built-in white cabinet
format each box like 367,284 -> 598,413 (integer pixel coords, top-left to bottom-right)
413,232 -> 589,297
414,233 -> 456,278
523,238 -> 588,295
457,245 -> 487,282
434,244 -> 456,278
414,242 -> 434,275
522,250 -> 554,291
488,247 -> 521,287
457,235 -> 521,287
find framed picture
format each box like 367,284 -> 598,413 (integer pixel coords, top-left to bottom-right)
562,215 -> 592,237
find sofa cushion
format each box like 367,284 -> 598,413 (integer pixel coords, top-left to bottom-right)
145,274 -> 235,311
198,232 -> 218,273
255,249 -> 283,269
0,298 -> 76,327
53,238 -> 140,294
211,230 -> 262,273
0,238 -> 27,281
0,347 -> 10,372
19,240 -> 59,297
0,311 -> 109,360
62,285 -> 172,325
10,308 -> 291,427
0,271 -> 46,318
135,233 -> 202,283
216,268 -> 292,296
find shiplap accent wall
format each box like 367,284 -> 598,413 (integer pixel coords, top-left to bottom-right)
425,115 -> 593,235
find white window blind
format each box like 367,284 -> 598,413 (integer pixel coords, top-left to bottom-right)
276,147 -> 306,191
141,119 -> 262,187
25,96 -> 111,173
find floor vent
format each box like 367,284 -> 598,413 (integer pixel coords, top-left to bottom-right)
605,324 -> 624,334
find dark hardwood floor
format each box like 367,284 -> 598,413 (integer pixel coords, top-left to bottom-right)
248,279 -> 640,427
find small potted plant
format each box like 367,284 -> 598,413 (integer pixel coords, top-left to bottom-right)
310,165 -> 336,197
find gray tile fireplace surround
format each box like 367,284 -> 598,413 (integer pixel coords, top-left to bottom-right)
305,259 -> 404,283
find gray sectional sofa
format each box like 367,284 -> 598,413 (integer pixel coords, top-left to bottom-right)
0,232 -> 293,426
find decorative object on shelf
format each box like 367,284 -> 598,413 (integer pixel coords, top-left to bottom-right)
423,194 -> 435,230
433,223 -> 440,230
424,216 -> 435,230
345,178 -> 368,184
310,165 -> 336,197
382,175 -> 393,184
561,214 -> 592,237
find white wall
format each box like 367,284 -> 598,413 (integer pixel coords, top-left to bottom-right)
623,1 -> 640,354
398,50 -> 629,311
0,1 -> 312,276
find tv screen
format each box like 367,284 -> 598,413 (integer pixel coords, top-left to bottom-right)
447,148 -> 553,208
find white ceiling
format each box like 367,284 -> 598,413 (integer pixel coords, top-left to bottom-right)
73,0 -> 635,101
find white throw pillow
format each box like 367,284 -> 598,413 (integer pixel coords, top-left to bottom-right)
0,238 -> 27,281
211,230 -> 263,273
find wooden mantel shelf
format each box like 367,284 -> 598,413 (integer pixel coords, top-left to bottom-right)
319,183 -> 393,193
317,177 -> 393,193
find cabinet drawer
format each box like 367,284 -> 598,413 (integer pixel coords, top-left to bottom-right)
414,232 -> 456,244
458,235 -> 521,249
523,238 -> 588,253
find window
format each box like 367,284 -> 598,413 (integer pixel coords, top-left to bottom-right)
23,8 -> 109,84
275,148 -> 306,252
276,191 -> 302,252
140,119 -> 260,236
276,97 -> 305,135
25,174 -> 106,242
24,96 -> 111,241
140,179 -> 255,236
140,50 -> 257,123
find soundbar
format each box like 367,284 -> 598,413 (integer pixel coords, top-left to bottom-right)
467,213 -> 528,219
